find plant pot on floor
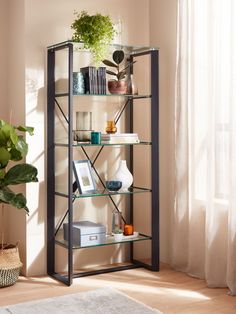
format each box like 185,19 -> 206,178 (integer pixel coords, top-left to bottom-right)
108,80 -> 127,94
0,244 -> 22,287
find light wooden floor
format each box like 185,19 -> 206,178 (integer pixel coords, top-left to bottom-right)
0,263 -> 235,313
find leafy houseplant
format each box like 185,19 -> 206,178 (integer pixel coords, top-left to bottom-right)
113,228 -> 123,234
71,11 -> 115,65
103,50 -> 136,94
0,119 -> 38,287
0,119 -> 38,213
113,228 -> 123,241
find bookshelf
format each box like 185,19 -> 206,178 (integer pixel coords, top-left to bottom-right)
47,40 -> 159,286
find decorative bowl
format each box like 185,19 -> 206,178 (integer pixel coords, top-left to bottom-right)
106,180 -> 122,191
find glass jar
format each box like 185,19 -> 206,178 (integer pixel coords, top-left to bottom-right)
112,211 -> 122,233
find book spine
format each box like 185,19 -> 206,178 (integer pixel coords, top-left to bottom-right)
80,67 -> 90,94
93,67 -> 98,94
104,67 -> 107,94
80,66 -> 97,94
97,67 -> 102,95
89,67 -> 94,94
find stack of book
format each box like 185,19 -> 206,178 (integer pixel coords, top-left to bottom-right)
80,66 -> 106,94
101,133 -> 140,144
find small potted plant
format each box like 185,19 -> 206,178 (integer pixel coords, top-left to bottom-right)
0,119 -> 38,287
103,50 -> 136,94
71,11 -> 115,65
113,228 -> 123,242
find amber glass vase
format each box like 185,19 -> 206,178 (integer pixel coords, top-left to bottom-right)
105,120 -> 117,134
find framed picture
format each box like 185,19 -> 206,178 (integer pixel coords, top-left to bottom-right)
73,160 -> 96,194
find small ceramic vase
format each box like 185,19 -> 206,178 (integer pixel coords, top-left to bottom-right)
114,160 -> 133,191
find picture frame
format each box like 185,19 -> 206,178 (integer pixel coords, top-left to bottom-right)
73,160 -> 96,194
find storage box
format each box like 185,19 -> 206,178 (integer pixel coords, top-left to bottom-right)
63,221 -> 106,247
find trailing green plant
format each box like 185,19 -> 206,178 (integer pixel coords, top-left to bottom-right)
0,120 -> 38,214
113,228 -> 123,234
71,11 -> 115,65
103,50 -> 136,81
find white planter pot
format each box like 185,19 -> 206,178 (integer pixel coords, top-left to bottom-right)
113,233 -> 123,242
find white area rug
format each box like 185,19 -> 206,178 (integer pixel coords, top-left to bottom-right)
0,287 -> 161,314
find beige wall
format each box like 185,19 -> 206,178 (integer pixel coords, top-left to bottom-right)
1,0 -> 177,276
24,0 -> 150,275
150,0 -> 177,263
0,0 -> 9,121
0,0 -> 27,271
0,0 -> 9,242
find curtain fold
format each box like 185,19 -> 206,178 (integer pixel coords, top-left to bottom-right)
173,0 -> 236,294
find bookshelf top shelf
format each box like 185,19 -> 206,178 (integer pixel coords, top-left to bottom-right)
47,40 -> 159,54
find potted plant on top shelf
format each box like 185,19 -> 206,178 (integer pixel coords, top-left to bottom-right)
0,119 -> 38,287
103,50 -> 137,94
71,10 -> 115,65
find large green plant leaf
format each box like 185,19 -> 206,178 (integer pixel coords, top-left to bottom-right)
0,129 -> 7,146
9,148 -> 22,161
0,186 -> 14,202
9,127 -> 18,145
0,186 -> 29,213
10,193 -> 28,213
15,135 -> 28,157
0,122 -> 18,147
0,119 -> 38,213
0,147 -> 11,169
16,126 -> 34,136
3,164 -> 38,185
106,70 -> 117,77
113,50 -> 124,64
102,59 -> 118,68
1,123 -> 12,139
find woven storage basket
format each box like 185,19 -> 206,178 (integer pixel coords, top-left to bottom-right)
0,245 -> 22,287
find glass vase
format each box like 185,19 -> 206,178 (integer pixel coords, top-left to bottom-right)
127,74 -> 138,95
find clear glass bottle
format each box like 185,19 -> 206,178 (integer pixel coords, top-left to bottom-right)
112,211 -> 122,233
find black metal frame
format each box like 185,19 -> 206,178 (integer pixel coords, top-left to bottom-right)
47,41 -> 159,286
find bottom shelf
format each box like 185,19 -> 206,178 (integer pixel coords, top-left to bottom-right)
55,229 -> 151,249
50,260 -> 155,285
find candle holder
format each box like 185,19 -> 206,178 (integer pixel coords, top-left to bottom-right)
124,224 -> 134,236
91,132 -> 101,144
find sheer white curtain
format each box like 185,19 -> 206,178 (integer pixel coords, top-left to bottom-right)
173,0 -> 236,294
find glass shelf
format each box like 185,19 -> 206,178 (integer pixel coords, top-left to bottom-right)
55,141 -> 152,147
55,230 -> 152,250
55,92 -> 151,99
47,40 -> 159,53
55,186 -> 151,199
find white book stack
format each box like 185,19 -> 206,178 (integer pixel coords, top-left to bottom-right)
101,133 -> 140,144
